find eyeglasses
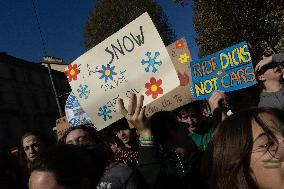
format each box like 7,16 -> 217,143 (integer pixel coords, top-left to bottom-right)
252,137 -> 284,159
256,63 -> 279,76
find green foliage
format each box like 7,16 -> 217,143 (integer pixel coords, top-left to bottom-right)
84,0 -> 176,49
193,0 -> 284,62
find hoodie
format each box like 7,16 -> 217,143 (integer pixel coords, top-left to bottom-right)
258,53 -> 284,109
258,86 -> 284,109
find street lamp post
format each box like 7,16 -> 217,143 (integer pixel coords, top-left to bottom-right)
42,56 -> 65,118
46,63 -> 63,117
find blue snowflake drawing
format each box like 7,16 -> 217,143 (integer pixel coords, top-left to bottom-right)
68,118 -> 79,126
98,105 -> 112,121
65,93 -> 80,109
77,84 -> 90,99
141,51 -> 162,73
99,64 -> 117,83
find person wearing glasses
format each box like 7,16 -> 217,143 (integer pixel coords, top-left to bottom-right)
202,107 -> 284,189
255,53 -> 284,109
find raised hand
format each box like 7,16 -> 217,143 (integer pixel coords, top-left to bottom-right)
208,90 -> 226,112
255,55 -> 273,72
118,93 -> 151,137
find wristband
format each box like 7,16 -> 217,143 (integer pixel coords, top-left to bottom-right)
139,136 -> 154,141
139,136 -> 154,146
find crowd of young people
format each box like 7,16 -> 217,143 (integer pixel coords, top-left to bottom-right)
1,53 -> 284,189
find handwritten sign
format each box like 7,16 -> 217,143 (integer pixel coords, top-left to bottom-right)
189,42 -> 256,100
56,116 -> 70,140
145,38 -> 194,117
65,92 -> 94,128
65,12 -> 179,130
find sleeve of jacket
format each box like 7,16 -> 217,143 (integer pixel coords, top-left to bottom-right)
273,53 -> 284,67
137,146 -> 162,189
124,173 -> 139,189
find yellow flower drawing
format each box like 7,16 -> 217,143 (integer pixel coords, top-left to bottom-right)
178,53 -> 191,64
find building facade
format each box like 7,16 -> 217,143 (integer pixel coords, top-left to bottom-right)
0,52 -> 70,148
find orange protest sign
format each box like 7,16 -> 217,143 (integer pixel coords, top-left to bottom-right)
56,116 -> 71,140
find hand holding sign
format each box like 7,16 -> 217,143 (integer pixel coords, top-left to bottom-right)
208,90 -> 226,112
190,42 -> 256,100
118,94 -> 151,137
65,12 -> 179,130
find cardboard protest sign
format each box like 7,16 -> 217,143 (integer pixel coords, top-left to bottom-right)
65,92 -> 94,128
190,42 -> 256,100
56,116 -> 70,140
65,12 -> 179,130
145,38 -> 194,117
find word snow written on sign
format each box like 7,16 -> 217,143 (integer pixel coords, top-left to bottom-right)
189,42 -> 256,100
64,12 -> 179,130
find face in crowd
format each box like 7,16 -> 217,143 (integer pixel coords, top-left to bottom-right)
257,62 -> 283,83
250,113 -> 284,189
205,108 -> 284,189
65,128 -> 95,146
150,111 -> 197,157
29,145 -> 96,189
180,112 -> 198,133
116,128 -> 131,146
22,134 -> 45,163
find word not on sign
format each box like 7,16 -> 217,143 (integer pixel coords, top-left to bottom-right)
189,42 -> 256,100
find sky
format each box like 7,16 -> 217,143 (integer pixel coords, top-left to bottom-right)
0,0 -> 199,64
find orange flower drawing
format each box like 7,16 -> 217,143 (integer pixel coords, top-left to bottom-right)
64,64 -> 80,82
175,40 -> 185,49
145,77 -> 163,99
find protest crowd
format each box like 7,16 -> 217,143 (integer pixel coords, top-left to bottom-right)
0,51 -> 283,189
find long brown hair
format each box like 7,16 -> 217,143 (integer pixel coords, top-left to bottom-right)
202,107 -> 284,189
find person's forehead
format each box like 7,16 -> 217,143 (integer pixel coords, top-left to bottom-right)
30,171 -> 63,189
252,113 -> 282,140
251,120 -> 265,141
67,129 -> 89,138
181,112 -> 196,117
23,135 -> 39,146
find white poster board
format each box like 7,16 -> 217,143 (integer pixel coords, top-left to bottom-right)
64,12 -> 179,130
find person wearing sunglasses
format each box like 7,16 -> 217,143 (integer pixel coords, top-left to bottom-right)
255,53 -> 284,109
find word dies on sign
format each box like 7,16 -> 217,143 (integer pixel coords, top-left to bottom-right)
190,42 -> 256,100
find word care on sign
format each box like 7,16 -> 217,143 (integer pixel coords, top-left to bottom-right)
145,38 -> 194,117
189,42 -> 256,100
64,12 -> 179,130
